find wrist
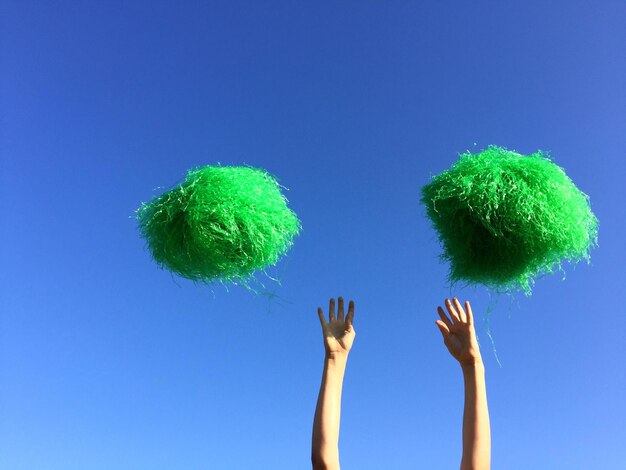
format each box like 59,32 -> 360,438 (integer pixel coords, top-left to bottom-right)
325,351 -> 349,363
460,358 -> 484,374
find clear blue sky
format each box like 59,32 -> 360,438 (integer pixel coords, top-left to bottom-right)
1,1 -> 625,469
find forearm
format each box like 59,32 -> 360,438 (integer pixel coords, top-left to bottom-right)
460,362 -> 491,470
312,353 -> 348,470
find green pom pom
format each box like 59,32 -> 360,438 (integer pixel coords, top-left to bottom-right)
421,146 -> 598,294
137,165 -> 301,284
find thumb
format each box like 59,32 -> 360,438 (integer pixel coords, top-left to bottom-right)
435,320 -> 450,338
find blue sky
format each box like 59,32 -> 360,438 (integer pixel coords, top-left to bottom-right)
1,1 -> 625,469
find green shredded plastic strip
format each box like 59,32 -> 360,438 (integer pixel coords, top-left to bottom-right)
137,165 -> 301,284
421,146 -> 598,294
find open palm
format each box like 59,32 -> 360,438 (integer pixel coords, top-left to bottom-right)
318,297 -> 355,356
435,298 -> 482,366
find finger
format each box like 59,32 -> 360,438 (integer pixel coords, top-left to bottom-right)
329,298 -> 336,321
317,307 -> 327,328
453,297 -> 466,323
437,306 -> 453,328
436,320 -> 450,337
338,296 -> 345,321
445,298 -> 460,323
465,301 -> 474,326
346,300 -> 355,329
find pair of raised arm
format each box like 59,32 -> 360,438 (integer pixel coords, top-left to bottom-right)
311,297 -> 490,470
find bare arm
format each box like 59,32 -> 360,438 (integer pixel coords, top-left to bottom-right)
312,297 -> 355,470
436,298 -> 491,470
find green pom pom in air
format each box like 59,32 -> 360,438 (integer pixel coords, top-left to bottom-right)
421,146 -> 598,294
137,165 -> 301,284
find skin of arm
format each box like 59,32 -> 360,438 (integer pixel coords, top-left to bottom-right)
436,298 -> 491,470
311,297 -> 355,470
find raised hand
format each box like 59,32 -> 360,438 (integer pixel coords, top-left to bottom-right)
435,298 -> 482,367
437,299 -> 491,469
317,297 -> 355,357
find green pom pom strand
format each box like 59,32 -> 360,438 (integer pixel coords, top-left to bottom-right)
137,165 -> 301,284
421,146 -> 598,294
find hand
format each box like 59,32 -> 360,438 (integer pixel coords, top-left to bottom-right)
436,298 -> 482,367
317,297 -> 355,358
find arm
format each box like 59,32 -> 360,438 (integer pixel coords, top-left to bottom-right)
312,297 -> 355,470
436,298 -> 491,470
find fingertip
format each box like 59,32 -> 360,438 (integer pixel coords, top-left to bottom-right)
346,307 -> 355,324
317,307 -> 326,323
465,300 -> 474,322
